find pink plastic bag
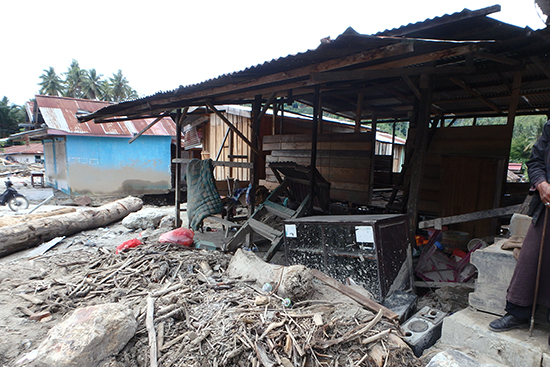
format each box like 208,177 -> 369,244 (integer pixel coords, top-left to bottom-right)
159,228 -> 195,246
116,238 -> 142,254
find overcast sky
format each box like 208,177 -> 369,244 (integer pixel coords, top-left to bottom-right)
1,0 -> 546,106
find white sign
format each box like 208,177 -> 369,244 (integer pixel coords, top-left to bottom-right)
355,226 -> 374,243
285,224 -> 297,238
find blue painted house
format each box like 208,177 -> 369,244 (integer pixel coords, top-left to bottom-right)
22,95 -> 176,196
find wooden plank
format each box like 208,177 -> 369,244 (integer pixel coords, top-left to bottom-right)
263,200 -> 295,219
129,111 -> 170,144
248,218 -> 282,242
449,77 -> 502,113
418,204 -> 522,229
310,269 -> 399,320
206,101 -> 259,155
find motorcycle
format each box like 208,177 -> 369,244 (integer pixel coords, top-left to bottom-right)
0,178 -> 29,212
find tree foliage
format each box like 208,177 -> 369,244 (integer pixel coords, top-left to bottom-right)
38,59 -> 138,102
0,97 -> 25,138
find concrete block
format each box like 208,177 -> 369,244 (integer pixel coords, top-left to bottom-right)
382,290 -> 417,323
440,308 -> 548,367
469,241 -> 516,315
401,306 -> 446,357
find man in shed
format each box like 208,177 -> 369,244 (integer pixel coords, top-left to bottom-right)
489,120 -> 550,343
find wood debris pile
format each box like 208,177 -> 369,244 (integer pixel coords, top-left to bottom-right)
10,243 -> 421,367
0,157 -> 44,176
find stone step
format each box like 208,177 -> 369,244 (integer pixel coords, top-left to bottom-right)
437,308 -> 550,367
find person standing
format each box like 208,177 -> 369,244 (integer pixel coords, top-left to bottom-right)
489,120 -> 550,335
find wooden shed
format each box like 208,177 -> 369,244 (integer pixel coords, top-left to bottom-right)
79,5 -> 550,240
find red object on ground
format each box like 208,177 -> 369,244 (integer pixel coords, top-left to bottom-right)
159,228 -> 195,246
116,238 -> 142,254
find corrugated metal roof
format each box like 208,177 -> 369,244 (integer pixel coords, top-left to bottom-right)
79,6 -> 550,122
35,95 -> 176,136
1,143 -> 43,155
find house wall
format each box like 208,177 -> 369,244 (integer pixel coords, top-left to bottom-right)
4,153 -> 44,164
43,138 -> 70,192
45,135 -> 171,196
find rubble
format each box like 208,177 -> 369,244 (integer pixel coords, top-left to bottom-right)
2,238 -> 421,366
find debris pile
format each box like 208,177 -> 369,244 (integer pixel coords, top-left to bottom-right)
7,242 -> 422,366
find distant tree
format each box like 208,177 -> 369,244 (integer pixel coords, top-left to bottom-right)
107,70 -> 138,102
81,69 -> 104,100
510,115 -> 546,164
38,67 -> 64,96
0,97 -> 25,138
64,59 -> 85,98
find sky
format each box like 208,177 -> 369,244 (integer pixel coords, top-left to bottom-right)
1,0 -> 547,106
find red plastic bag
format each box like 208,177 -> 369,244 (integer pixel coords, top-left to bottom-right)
159,228 -> 195,246
116,238 -> 142,254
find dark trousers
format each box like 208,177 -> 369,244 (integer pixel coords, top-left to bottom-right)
505,301 -> 533,320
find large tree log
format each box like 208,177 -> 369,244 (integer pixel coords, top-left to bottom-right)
0,208 -> 77,228
0,196 -> 143,257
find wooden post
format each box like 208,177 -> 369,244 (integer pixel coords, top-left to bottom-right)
391,119 -> 396,185
406,74 -> 432,244
249,95 -> 262,216
309,86 -> 321,214
369,117 -> 377,204
175,107 -> 188,228
355,92 -> 363,133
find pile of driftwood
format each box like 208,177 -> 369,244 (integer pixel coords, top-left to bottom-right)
14,242 -> 421,367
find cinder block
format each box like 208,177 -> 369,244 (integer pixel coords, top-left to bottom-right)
401,306 -> 446,357
469,240 -> 516,315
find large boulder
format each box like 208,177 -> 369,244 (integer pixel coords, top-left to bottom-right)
122,208 -> 168,229
33,303 -> 137,367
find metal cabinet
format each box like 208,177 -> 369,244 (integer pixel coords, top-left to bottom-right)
284,214 -> 411,301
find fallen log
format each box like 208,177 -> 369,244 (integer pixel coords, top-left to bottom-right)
0,207 -> 76,228
0,196 -> 143,257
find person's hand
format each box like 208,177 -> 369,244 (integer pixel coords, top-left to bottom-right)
537,181 -> 550,207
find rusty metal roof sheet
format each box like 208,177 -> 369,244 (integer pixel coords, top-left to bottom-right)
36,95 -> 175,136
79,5 -> 550,122
1,143 -> 43,155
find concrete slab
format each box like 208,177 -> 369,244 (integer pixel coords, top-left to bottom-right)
469,240 -> 516,316
440,308 -> 550,367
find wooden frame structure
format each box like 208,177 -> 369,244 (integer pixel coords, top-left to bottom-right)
79,5 -> 550,241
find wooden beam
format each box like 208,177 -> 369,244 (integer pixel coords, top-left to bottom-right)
474,51 -> 520,65
311,65 -> 476,83
355,92 -> 363,133
128,111 -> 170,144
215,127 -> 231,161
172,158 -> 253,169
407,74 -> 432,244
418,204 -> 523,230
449,77 -> 502,113
205,101 -> 259,155
310,269 -> 399,320
309,87 -> 320,214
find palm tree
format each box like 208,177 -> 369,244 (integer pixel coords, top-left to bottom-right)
108,70 -> 138,102
81,69 -> 104,100
64,59 -> 85,98
0,97 -> 25,138
38,67 -> 64,96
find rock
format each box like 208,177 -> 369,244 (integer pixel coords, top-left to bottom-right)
33,303 -> 137,367
159,215 -> 175,228
426,349 -> 501,367
122,208 -> 167,230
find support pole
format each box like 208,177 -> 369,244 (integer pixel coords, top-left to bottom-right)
309,86 -> 321,214
175,107 -> 188,228
249,95 -> 262,216
406,74 -> 433,245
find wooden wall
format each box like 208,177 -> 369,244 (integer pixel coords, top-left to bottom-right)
202,111 -> 252,182
418,124 -> 512,237
263,133 -> 373,204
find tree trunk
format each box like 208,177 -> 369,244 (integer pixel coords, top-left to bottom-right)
0,196 -> 143,257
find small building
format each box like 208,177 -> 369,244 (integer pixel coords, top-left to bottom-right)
17,95 -> 176,196
0,143 -> 44,164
